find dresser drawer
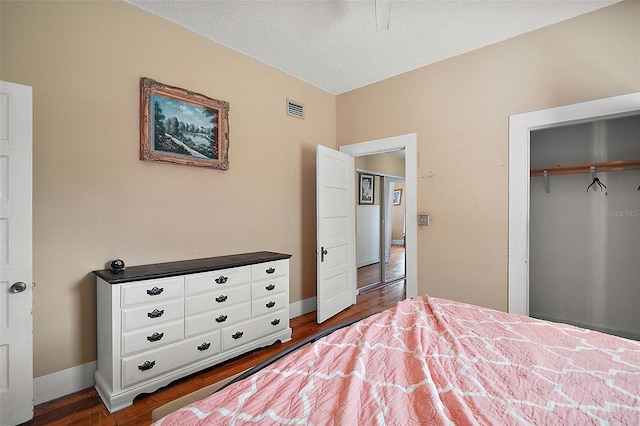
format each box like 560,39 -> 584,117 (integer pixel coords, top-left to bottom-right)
121,320 -> 184,357
185,285 -> 250,316
121,277 -> 184,308
252,276 -> 287,300
252,260 -> 288,281
185,302 -> 251,338
121,299 -> 184,332
222,311 -> 287,351
121,330 -> 220,388
252,292 -> 288,318
185,266 -> 251,296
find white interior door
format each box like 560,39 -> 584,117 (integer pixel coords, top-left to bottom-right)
0,81 -> 34,425
316,145 -> 356,323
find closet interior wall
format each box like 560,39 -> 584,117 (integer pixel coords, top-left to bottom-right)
529,114 -> 640,340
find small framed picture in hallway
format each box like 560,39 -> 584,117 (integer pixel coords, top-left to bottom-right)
359,174 -> 374,204
393,189 -> 402,205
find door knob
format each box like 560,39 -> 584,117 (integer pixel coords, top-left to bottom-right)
10,282 -> 27,293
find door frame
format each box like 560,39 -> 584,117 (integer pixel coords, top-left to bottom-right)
340,133 -> 417,299
508,92 -> 640,315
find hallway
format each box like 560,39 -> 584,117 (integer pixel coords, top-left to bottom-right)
357,245 -> 405,292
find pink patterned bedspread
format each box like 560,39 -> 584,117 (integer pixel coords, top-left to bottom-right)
155,296 -> 640,425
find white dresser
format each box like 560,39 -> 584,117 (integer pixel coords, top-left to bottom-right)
93,251 -> 292,413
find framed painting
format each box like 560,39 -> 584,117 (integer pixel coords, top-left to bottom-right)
140,77 -> 230,169
359,174 -> 374,204
393,189 -> 402,205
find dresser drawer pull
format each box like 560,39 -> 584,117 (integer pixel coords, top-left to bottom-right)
197,342 -> 211,351
232,331 -> 244,340
271,318 -> 281,326
215,314 -> 228,323
266,301 -> 276,308
215,275 -> 228,284
265,284 -> 275,291
146,332 -> 164,342
215,295 -> 228,303
146,286 -> 164,296
138,360 -> 155,371
147,309 -> 165,319
266,267 -> 276,274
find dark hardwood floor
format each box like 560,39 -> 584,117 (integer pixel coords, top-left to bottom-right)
357,244 -> 405,290
23,280 -> 405,425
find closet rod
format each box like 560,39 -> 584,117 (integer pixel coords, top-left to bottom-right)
530,159 -> 640,177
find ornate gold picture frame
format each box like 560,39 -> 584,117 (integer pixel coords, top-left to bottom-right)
140,77 -> 229,169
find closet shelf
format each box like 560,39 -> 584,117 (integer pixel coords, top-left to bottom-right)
530,159 -> 640,177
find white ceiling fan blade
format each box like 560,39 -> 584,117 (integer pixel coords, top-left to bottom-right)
375,0 -> 391,31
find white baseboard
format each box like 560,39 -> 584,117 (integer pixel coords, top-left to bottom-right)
33,360 -> 96,405
33,298 -> 319,405
289,296 -> 317,318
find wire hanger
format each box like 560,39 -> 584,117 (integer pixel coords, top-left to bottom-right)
587,166 -> 607,192
587,177 -> 606,192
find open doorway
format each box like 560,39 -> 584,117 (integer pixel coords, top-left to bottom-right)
316,133 -> 417,323
354,152 -> 406,293
508,92 -> 640,316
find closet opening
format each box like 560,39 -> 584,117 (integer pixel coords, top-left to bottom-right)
528,115 -> 640,340
508,91 -> 640,318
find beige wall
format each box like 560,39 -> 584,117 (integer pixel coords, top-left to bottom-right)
337,2 -> 640,311
356,153 -> 405,178
1,1 -> 335,377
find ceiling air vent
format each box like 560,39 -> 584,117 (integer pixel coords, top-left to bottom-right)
286,99 -> 304,119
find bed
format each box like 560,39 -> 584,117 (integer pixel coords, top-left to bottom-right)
153,295 -> 640,425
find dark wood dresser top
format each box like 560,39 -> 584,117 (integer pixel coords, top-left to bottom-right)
93,251 -> 292,284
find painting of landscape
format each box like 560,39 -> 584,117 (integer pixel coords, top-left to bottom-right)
140,77 -> 229,170
151,94 -> 218,160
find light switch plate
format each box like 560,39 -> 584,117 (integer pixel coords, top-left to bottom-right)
418,214 -> 430,226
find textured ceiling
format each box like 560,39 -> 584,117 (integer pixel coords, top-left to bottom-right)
125,0 -> 620,95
